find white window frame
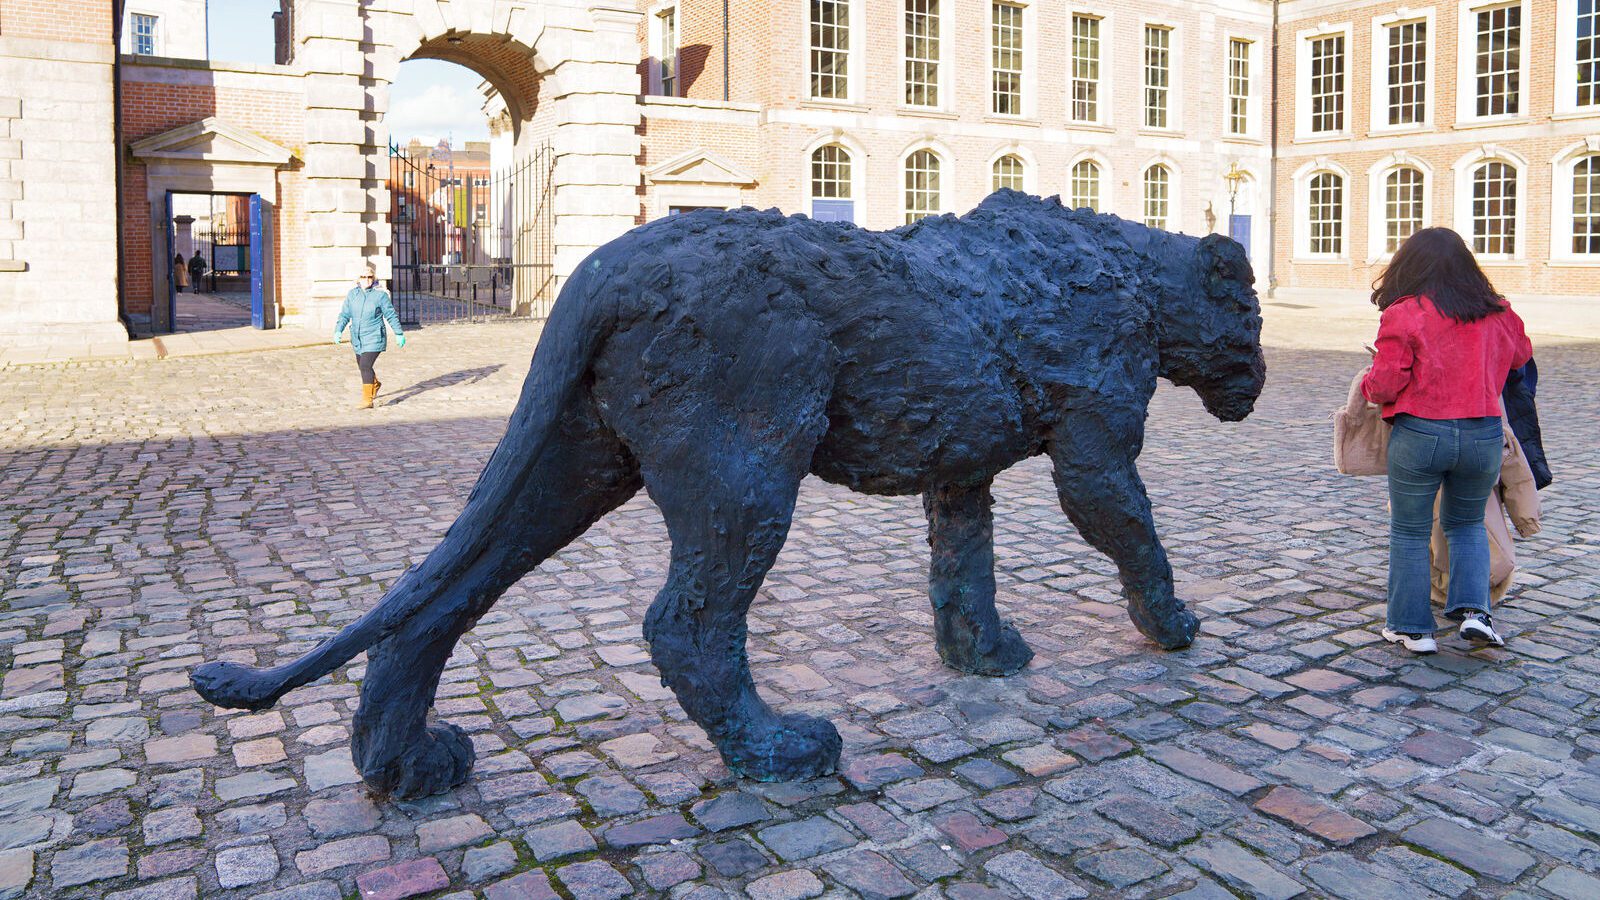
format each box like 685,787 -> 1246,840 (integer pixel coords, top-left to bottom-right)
901,141 -> 951,224
127,9 -> 162,57
1140,20 -> 1180,132
1068,150 -> 1110,213
805,0 -> 865,104
987,145 -> 1036,195
647,2 -> 680,97
988,1 -> 1036,119
803,133 -> 867,222
902,0 -> 948,110
1452,145 -> 1527,262
1366,153 -> 1434,262
1370,9 -> 1436,135
1293,159 -> 1351,261
1556,0 -> 1600,116
1550,137 -> 1600,263
1456,0 -> 1531,126
1068,10 -> 1113,127
1223,35 -> 1262,140
1140,158 -> 1181,231
1296,23 -> 1353,140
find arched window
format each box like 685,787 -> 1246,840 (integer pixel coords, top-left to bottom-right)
1070,160 -> 1101,212
1384,166 -> 1425,253
810,144 -> 855,223
992,154 -> 1025,193
1143,165 -> 1170,229
1308,172 -> 1344,255
1472,161 -> 1518,256
905,149 -> 941,224
1573,154 -> 1600,255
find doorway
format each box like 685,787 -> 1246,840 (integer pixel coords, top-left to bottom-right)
162,191 -> 276,333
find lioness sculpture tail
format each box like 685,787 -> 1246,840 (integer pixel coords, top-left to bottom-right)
193,191 -> 1266,797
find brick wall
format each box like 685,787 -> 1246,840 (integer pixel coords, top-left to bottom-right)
0,0 -> 113,44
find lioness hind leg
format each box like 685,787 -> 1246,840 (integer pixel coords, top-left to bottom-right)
924,480 -> 1034,675
1047,415 -> 1199,650
352,409 -> 641,798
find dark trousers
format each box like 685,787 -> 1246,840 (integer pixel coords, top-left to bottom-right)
355,351 -> 380,385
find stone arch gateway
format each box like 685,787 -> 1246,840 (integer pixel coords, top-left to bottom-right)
289,0 -> 641,329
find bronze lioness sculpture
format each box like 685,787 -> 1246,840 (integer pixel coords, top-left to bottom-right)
193,191 -> 1265,796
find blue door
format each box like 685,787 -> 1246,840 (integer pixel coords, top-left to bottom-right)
1229,214 -> 1252,254
159,191 -> 176,333
811,199 -> 854,223
247,194 -> 276,329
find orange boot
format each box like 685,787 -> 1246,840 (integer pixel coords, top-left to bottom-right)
359,383 -> 375,409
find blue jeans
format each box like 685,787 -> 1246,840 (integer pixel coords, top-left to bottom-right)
1387,414 -> 1503,634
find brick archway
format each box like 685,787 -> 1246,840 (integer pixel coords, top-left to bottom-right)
288,0 -> 641,330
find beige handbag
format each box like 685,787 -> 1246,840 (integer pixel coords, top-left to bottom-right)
1334,367 -> 1390,476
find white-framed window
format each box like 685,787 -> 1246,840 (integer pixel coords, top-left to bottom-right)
810,143 -> 855,224
1309,34 -> 1346,134
1309,172 -> 1345,256
1227,38 -> 1251,136
1143,164 -> 1171,229
131,12 -> 159,56
1143,25 -> 1172,130
992,154 -> 1025,192
810,0 -> 852,101
1371,11 -> 1434,133
1070,13 -> 1105,125
1456,1 -> 1529,124
992,2 -> 1025,116
905,148 -> 942,224
649,5 -> 679,97
1070,158 -> 1103,212
1549,140 -> 1600,262
1557,0 -> 1600,114
904,0 -> 942,108
1366,159 -> 1431,260
1452,148 -> 1526,260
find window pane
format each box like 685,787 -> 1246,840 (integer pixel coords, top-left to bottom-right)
1574,155 -> 1600,253
133,13 -> 158,56
1472,161 -> 1517,255
1475,5 -> 1521,117
811,145 -> 852,200
906,150 -> 940,224
1071,15 -> 1101,122
1143,165 -> 1170,229
992,3 -> 1023,115
1310,35 -> 1345,133
1385,167 -> 1425,253
992,155 -> 1024,193
659,8 -> 677,97
811,0 -> 850,100
1386,21 -> 1427,125
1228,39 -> 1251,135
1071,160 -> 1101,212
1309,172 -> 1344,255
905,0 -> 941,106
1144,26 -> 1171,129
1581,0 -> 1599,107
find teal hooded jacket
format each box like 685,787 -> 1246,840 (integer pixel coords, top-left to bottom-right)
335,285 -> 404,353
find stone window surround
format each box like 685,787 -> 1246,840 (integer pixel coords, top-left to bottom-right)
902,0 -> 947,111
646,1 -> 679,98
805,0 -> 863,104
1455,0 -> 1531,127
1067,149 -> 1111,213
1296,22 -> 1353,142
802,131 -> 867,219
1141,157 -> 1179,231
1549,136 -> 1600,263
986,143 -> 1036,195
989,0 -> 1037,120
900,139 -> 952,223
1368,7 -> 1437,136
1140,19 -> 1179,132
1292,158 -> 1351,261
1451,144 -> 1527,263
1556,0 -> 1600,116
1224,34 -> 1261,140
127,8 -> 164,58
1068,9 -> 1112,128
1365,152 -> 1434,263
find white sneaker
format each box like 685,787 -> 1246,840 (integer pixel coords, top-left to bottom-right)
1382,628 -> 1438,655
1459,614 -> 1505,647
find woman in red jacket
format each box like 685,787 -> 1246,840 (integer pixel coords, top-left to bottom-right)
1362,228 -> 1532,654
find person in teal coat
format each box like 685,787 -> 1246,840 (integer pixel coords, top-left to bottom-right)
334,262 -> 407,409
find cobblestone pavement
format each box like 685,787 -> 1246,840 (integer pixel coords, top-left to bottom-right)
1,321 -> 1598,900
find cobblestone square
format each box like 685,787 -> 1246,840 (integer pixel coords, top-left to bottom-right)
1,322 -> 1597,899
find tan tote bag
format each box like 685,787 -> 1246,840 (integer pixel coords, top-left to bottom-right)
1334,368 -> 1390,476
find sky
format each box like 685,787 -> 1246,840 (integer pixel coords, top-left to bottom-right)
205,0 -> 491,147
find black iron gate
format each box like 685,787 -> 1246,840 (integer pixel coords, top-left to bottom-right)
388,142 -> 556,326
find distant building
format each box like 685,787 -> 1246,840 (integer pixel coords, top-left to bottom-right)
120,0 -> 207,61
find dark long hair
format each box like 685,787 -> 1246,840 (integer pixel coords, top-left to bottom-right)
1370,227 -> 1506,322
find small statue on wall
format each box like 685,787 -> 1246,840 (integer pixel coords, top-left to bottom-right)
192,191 -> 1265,797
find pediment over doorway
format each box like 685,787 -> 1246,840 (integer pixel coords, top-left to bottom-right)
130,117 -> 294,167
644,149 -> 757,187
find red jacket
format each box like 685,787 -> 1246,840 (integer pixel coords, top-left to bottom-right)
1361,295 -> 1532,421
